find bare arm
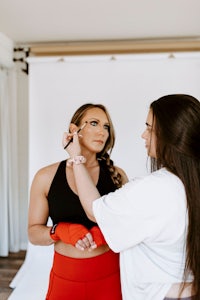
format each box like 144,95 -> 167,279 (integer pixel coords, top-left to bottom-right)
72,163 -> 100,221
72,164 -> 128,221
28,165 -> 57,246
65,132 -> 128,221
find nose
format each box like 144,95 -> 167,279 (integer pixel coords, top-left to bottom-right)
141,129 -> 147,140
97,125 -> 105,135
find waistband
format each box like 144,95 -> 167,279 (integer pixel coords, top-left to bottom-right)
52,250 -> 120,282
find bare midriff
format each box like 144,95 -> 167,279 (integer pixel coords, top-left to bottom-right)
55,241 -> 110,259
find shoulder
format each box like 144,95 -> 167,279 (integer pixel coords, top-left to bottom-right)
127,168 -> 185,205
132,168 -> 182,188
150,168 -> 182,186
31,161 -> 63,190
35,161 -> 61,178
115,166 -> 129,184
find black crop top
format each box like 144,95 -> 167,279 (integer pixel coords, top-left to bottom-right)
47,160 -> 117,229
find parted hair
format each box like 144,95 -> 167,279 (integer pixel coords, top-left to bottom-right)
150,94 -> 200,299
69,103 -> 122,188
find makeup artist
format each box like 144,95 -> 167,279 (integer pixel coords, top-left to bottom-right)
28,103 -> 128,300
65,95 -> 200,300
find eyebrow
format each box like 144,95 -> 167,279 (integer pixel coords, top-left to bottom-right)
87,118 -> 110,125
87,117 -> 99,121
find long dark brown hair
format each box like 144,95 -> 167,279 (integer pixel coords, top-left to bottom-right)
150,94 -> 200,299
69,103 -> 122,188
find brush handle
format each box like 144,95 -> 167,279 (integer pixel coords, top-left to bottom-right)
64,122 -> 87,149
64,138 -> 73,149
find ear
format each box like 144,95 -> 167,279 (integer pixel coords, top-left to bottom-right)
69,123 -> 78,133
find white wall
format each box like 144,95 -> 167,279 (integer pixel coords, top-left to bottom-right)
28,52 -> 200,184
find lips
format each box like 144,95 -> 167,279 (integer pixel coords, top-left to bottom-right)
94,140 -> 104,144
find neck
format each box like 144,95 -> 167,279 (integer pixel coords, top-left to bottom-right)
79,151 -> 99,168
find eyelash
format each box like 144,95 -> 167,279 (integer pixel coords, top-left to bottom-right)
90,121 -> 110,130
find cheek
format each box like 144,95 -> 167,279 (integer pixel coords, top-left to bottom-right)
151,137 -> 157,155
105,131 -> 110,143
79,132 -> 90,145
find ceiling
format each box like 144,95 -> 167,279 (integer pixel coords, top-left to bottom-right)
0,0 -> 200,46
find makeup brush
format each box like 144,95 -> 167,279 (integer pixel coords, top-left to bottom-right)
64,121 -> 87,149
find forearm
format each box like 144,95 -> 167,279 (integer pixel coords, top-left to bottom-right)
28,224 -> 54,246
73,163 -> 100,221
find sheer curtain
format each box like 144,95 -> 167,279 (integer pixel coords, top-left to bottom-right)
0,66 -> 20,256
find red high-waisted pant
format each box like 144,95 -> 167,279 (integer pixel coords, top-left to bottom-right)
46,250 -> 122,300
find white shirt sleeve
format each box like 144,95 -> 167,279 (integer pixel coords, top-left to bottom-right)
93,169 -> 186,252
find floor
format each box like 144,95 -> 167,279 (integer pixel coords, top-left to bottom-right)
0,251 -> 26,300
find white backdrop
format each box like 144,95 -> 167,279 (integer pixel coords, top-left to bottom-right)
9,52 -> 200,299
28,52 -> 200,182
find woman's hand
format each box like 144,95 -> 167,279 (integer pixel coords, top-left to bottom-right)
75,226 -> 107,251
62,131 -> 73,150
75,232 -> 97,251
62,131 -> 82,158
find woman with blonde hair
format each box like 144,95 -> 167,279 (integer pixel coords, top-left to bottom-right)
28,103 -> 128,300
